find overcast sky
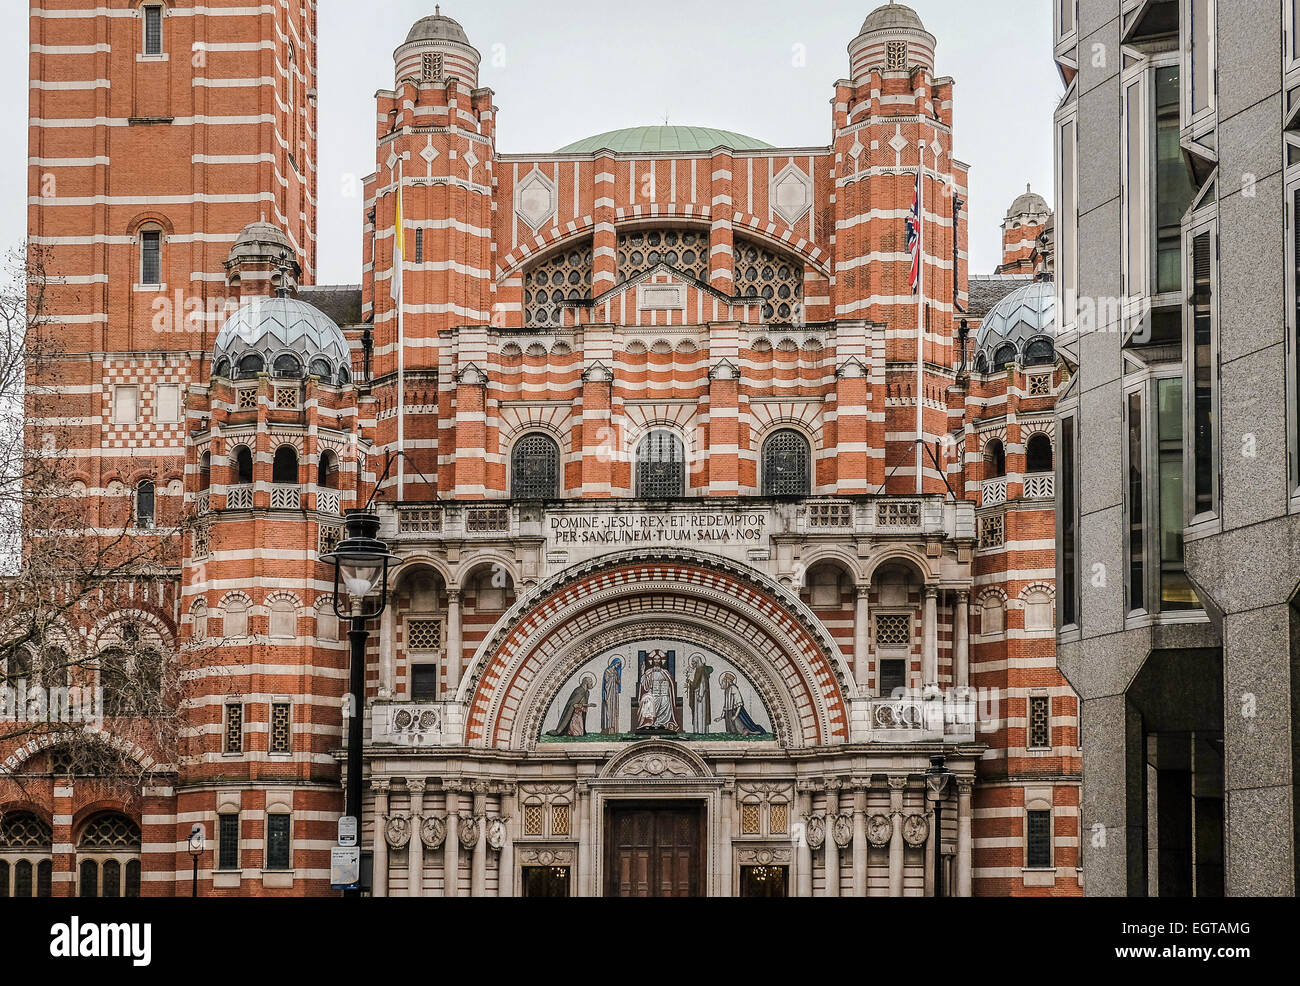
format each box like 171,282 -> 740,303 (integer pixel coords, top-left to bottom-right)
6,0 -> 1060,283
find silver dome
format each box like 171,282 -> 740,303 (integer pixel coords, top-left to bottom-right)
973,280 -> 1057,372
406,8 -> 470,45
859,2 -> 926,34
212,296 -> 352,385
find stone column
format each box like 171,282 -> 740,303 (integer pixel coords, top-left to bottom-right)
408,780 -> 425,898
471,787 -> 487,898
718,781 -> 734,897
922,586 -> 939,688
378,606 -> 396,698
576,781 -> 592,897
956,777 -> 973,897
852,783 -> 868,897
445,587 -> 462,695
796,787 -> 813,898
853,585 -> 871,690
823,781 -> 841,897
443,784 -> 460,898
372,779 -> 390,897
954,590 -> 970,689
923,804 -> 936,897
498,785 -> 516,898
888,777 -> 906,897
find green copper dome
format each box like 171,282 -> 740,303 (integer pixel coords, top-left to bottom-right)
556,126 -> 773,155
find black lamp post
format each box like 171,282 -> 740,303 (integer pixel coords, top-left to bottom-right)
321,510 -> 397,899
925,754 -> 953,897
187,823 -> 204,898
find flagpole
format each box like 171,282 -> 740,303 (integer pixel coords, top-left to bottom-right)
396,160 -> 406,500
915,140 -> 925,496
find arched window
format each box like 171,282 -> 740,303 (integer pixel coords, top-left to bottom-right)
135,480 -> 155,529
269,599 -> 296,638
1024,338 -> 1055,365
273,353 -> 302,377
993,343 -> 1017,371
237,353 -> 265,378
3,647 -> 32,687
199,451 -> 211,491
0,811 -> 52,898
139,227 -> 162,286
233,445 -> 254,485
40,646 -> 69,690
317,449 -> 338,489
635,430 -> 686,498
309,358 -> 333,382
510,433 -> 561,500
980,595 -> 1006,636
272,446 -> 298,485
99,649 -> 129,717
76,813 -> 141,899
223,598 -> 249,639
985,439 -> 1006,478
1026,433 -> 1054,473
192,602 -> 208,642
761,429 -> 812,496
213,357 -> 231,379
973,352 -> 989,374
337,364 -> 351,385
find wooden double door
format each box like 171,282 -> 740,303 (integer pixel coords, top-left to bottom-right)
605,803 -> 704,897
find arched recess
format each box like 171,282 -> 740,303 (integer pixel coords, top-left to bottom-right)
461,549 -> 854,751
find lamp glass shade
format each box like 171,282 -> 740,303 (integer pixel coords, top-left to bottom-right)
339,560 -> 384,600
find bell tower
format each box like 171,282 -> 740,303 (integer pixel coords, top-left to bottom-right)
360,8 -> 496,499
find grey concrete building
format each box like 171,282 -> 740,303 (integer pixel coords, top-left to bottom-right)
1053,0 -> 1299,896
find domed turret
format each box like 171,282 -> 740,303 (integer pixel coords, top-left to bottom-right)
394,6 -> 480,89
225,220 -> 301,298
1006,184 -> 1051,223
972,281 -> 1057,374
212,296 -> 353,386
848,2 -> 937,79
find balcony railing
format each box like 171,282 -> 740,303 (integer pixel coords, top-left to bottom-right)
397,505 -> 444,535
315,488 -> 342,515
270,485 -> 301,510
981,478 -> 1008,506
225,485 -> 253,510
1022,473 -> 1055,499
876,500 -> 921,528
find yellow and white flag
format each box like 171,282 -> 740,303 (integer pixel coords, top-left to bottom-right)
391,179 -> 404,304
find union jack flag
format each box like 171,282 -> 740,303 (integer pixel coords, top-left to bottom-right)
905,167 -> 922,295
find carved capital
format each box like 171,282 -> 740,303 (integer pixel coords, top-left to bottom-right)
406,779 -> 426,796
887,776 -> 909,792
371,778 -> 391,794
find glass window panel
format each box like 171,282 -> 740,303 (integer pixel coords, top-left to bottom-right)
266,814 -> 291,870
511,433 -> 560,499
1127,392 -> 1145,612
1157,378 -> 1198,610
1125,78 -> 1146,297
1191,0 -> 1214,115
1155,67 -> 1195,294
218,813 -> 240,870
762,430 -> 812,496
141,230 -> 161,284
1027,811 -> 1052,868
1190,231 -> 1214,515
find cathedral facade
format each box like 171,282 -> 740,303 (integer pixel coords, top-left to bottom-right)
6,1 -> 1080,897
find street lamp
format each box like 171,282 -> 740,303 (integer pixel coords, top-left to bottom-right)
925,754 -> 953,898
187,823 -> 204,898
321,510 -> 397,899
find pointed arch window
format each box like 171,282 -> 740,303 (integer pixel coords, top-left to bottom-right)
511,433 -> 561,500
761,429 -> 812,496
635,430 -> 686,498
